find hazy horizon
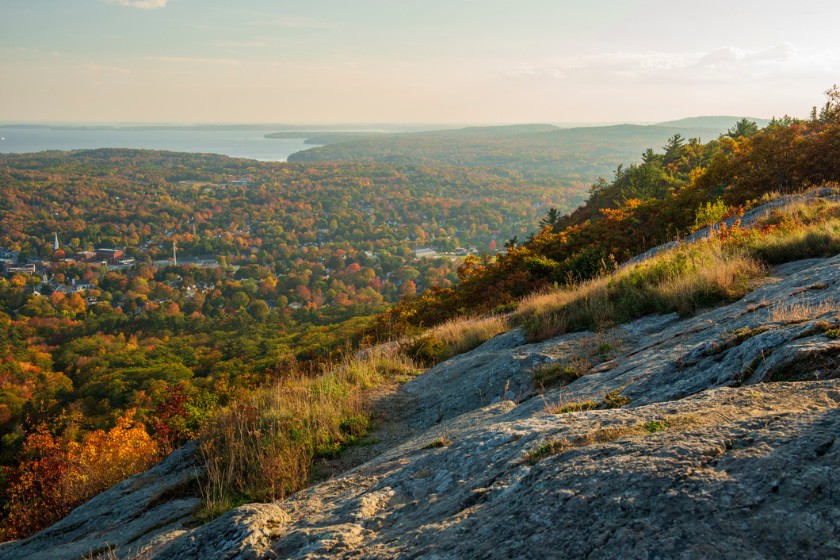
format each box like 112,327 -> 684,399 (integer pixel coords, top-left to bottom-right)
0,118 -> 770,129
0,119 -> 658,127
2,0 -> 837,123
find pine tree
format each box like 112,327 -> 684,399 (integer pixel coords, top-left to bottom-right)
539,208 -> 560,229
727,118 -> 759,139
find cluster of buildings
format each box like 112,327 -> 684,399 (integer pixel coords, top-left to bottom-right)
413,246 -> 480,261
34,275 -> 93,296
0,247 -> 136,277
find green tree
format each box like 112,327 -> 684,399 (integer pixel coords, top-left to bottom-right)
539,208 -> 561,229
588,177 -> 609,200
727,118 -> 759,139
247,300 -> 270,321
231,291 -> 249,309
624,162 -> 668,201
663,134 -> 685,164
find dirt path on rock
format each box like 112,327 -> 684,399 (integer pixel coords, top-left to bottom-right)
313,381 -> 421,480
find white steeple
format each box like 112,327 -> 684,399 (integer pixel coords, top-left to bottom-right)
173,241 -> 177,266
53,232 -> 59,251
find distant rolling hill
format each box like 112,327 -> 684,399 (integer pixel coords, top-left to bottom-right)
285,123 -> 726,190
655,116 -> 771,130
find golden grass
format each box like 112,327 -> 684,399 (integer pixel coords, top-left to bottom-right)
430,313 -> 510,360
769,298 -> 839,323
540,387 -> 631,416
513,196 -> 840,342
540,396 -> 599,415
84,544 -> 151,560
195,346 -> 419,521
515,242 -> 762,341
403,313 -> 510,365
755,184 -> 838,217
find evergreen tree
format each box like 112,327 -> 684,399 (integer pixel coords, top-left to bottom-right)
663,134 -> 685,164
539,208 -> 561,229
727,118 -> 759,139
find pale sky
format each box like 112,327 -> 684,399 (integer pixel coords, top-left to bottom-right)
1,0 -> 838,123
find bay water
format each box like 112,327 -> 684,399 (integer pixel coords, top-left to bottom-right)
0,128 -> 317,162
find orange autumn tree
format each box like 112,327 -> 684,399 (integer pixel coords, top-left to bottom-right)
0,409 -> 159,542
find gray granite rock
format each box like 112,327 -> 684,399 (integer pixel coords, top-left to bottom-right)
261,381 -> 840,559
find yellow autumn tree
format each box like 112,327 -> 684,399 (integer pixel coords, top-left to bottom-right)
64,409 -> 159,503
0,410 -> 159,542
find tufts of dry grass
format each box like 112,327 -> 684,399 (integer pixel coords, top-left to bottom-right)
540,388 -> 632,416
432,314 -> 510,360
404,313 -> 510,365
84,544 -> 151,560
526,415 -> 699,464
769,297 -> 839,323
513,194 -> 840,343
516,243 -> 762,341
195,347 -> 419,522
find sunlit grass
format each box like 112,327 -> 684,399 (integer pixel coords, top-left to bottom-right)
195,346 -> 419,521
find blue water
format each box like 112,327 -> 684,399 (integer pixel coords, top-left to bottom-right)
0,128 -> 317,162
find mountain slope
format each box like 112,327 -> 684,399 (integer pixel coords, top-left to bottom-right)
6,245 -> 840,559
655,115 -> 771,129
287,123 -> 728,184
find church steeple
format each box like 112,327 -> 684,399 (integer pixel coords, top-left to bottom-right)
53,232 -> 59,251
173,241 -> 177,266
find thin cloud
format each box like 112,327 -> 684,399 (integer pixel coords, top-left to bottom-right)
251,15 -> 339,28
2,46 -> 61,56
83,63 -> 131,75
503,43 -> 835,84
212,39 -> 289,49
143,56 -> 241,66
506,68 -> 567,79
102,0 -> 168,9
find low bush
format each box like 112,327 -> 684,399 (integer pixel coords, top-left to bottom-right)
533,363 -> 585,387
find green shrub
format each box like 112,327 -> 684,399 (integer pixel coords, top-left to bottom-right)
643,421 -> 667,433
525,256 -> 562,279
533,363 -> 584,387
556,401 -> 598,414
603,391 -> 631,409
693,199 -> 730,231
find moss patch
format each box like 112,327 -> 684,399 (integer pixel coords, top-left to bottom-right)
533,363 -> 585,387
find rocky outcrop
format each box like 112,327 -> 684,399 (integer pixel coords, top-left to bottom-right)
6,254 -> 840,559
250,381 -> 840,559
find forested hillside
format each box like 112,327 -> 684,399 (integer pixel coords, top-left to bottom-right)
0,152 -> 583,539
371,92 -> 840,334
286,122 -> 748,191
